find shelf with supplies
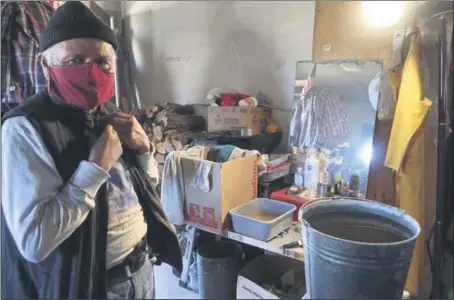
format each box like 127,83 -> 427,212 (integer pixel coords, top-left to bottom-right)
223,222 -> 304,261
177,222 -> 304,294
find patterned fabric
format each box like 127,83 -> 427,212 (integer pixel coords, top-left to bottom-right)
289,87 -> 351,149
300,76 -> 315,101
1,1 -> 54,104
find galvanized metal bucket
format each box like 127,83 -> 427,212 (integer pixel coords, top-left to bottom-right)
196,241 -> 241,299
299,199 -> 420,299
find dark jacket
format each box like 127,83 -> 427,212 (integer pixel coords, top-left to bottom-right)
1,91 -> 182,299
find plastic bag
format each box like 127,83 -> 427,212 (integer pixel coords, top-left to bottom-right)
377,71 -> 396,121
368,71 -> 396,121
368,72 -> 380,111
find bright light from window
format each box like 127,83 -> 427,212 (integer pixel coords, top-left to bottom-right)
361,1 -> 406,28
358,142 -> 373,165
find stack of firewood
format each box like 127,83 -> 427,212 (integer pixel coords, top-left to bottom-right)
132,103 -> 206,168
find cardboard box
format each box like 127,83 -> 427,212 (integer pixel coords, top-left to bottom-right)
236,255 -> 306,299
183,155 -> 258,234
195,106 -> 270,135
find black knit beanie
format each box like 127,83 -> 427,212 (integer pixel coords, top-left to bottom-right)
39,1 -> 117,53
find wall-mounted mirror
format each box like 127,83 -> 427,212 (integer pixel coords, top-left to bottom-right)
289,60 -> 382,196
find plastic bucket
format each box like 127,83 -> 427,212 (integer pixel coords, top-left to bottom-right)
196,241 -> 241,299
299,199 -> 420,299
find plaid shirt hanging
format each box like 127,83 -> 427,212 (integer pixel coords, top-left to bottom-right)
289,87 -> 351,149
1,1 -> 54,105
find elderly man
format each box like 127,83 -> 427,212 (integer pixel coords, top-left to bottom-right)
1,2 -> 182,299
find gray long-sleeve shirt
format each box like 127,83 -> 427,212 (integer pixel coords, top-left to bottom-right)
1,116 -> 160,268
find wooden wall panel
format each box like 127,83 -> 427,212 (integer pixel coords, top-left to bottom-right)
312,1 -> 409,206
366,119 -> 396,206
313,1 -> 410,63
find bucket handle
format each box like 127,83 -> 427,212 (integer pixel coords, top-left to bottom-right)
335,196 -> 409,217
298,196 -> 409,220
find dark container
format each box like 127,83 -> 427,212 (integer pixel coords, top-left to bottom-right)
196,240 -> 241,299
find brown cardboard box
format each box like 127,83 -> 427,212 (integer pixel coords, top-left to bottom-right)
182,155 -> 258,234
196,106 -> 270,135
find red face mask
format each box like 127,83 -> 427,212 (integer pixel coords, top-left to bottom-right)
47,63 -> 115,110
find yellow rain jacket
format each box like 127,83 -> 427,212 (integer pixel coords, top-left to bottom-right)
385,33 -> 432,295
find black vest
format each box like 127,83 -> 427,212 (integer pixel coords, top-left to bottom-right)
1,92 -> 182,299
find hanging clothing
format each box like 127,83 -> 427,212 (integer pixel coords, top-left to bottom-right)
385,33 -> 432,296
371,30 -> 415,124
289,86 -> 351,149
385,34 -> 432,172
1,1 -> 54,105
300,76 -> 315,101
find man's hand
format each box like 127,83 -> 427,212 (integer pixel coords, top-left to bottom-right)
89,125 -> 123,172
105,112 -> 150,154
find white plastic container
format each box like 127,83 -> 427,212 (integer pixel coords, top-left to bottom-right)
294,167 -> 304,187
230,198 -> 296,241
304,150 -> 320,195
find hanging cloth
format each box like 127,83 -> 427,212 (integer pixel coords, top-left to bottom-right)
289,79 -> 350,149
300,63 -> 317,101
385,33 -> 432,171
300,75 -> 315,101
385,33 -> 432,296
1,1 -> 54,105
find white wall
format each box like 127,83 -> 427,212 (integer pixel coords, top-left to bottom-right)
90,1 -> 122,12
120,1 -> 316,146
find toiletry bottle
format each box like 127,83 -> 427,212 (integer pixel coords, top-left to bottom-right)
317,171 -> 329,197
350,174 -> 360,197
304,149 -> 320,196
329,185 -> 335,197
333,173 -> 343,196
294,167 -> 304,187
333,172 -> 343,196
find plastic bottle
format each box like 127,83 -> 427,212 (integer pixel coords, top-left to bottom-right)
294,167 -> 304,187
319,171 -> 328,185
331,172 -> 340,195
317,171 -> 330,197
350,174 -> 360,197
304,149 -> 320,196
